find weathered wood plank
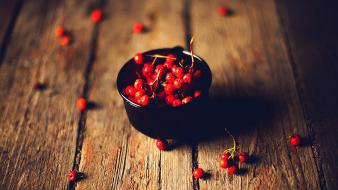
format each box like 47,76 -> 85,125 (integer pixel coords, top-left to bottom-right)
0,0 -> 98,189
191,0 -> 321,189
77,0 -> 193,189
276,1 -> 338,189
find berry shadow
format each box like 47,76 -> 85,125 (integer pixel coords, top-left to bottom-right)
87,101 -> 102,110
237,167 -> 248,175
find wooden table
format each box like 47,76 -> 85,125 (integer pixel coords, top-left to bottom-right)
1,0 -> 337,189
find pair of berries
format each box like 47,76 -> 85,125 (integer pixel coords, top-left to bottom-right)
55,26 -> 71,46
124,53 -> 202,107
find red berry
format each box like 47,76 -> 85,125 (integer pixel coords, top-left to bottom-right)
134,79 -> 144,90
137,95 -> 149,106
165,72 -> 176,83
290,134 -> 301,146
173,78 -> 183,89
227,165 -> 238,175
174,67 -> 184,78
55,26 -> 65,37
220,158 -> 229,168
60,35 -> 70,46
220,152 -> 230,160
125,85 -> 137,97
194,90 -> 201,98
239,152 -> 249,163
68,170 -> 77,182
133,22 -> 144,33
182,96 -> 192,104
154,64 -> 165,78
76,98 -> 87,111
164,84 -> 175,95
166,54 -> 176,64
134,89 -> 145,99
134,53 -> 143,64
91,9 -> 103,23
193,168 -> 204,179
163,61 -> 173,69
165,95 -> 175,105
218,6 -> 229,16
193,69 -> 202,78
142,63 -> 153,77
183,73 -> 192,84
155,139 -> 167,150
172,99 -> 182,107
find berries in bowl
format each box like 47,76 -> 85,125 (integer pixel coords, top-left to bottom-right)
116,46 -> 212,139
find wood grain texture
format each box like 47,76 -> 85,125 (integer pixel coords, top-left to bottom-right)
76,0 -> 193,189
191,0 -> 321,189
276,1 -> 338,189
0,0 -> 98,189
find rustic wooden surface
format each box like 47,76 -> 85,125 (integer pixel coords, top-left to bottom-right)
0,0 -> 337,190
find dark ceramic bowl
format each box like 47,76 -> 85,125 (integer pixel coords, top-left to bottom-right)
116,46 -> 212,139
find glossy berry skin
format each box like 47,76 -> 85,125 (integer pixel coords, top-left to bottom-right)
142,63 -> 153,78
134,53 -> 143,64
163,61 -> 173,69
194,90 -> 201,98
60,36 -> 70,46
174,67 -> 184,78
238,152 -> 249,163
134,89 -> 145,99
68,170 -> 77,182
154,64 -> 166,78
164,84 -> 175,95
290,134 -> 301,146
172,99 -> 182,107
183,73 -> 192,84
220,158 -> 229,168
173,78 -> 183,89
166,54 -> 176,64
134,79 -> 144,90
193,168 -> 204,179
165,72 -> 176,83
220,152 -> 230,160
91,9 -> 103,23
137,95 -> 149,106
133,22 -> 144,33
55,26 -> 65,37
182,96 -> 192,104
155,139 -> 167,150
125,85 -> 137,97
218,6 -> 229,16
76,98 -> 87,111
227,165 -> 238,175
165,95 -> 175,105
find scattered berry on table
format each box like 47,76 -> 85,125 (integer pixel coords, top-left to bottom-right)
55,26 -> 65,37
227,165 -> 238,175
68,170 -> 77,182
155,139 -> 167,150
290,134 -> 301,146
193,168 -> 204,179
238,152 -> 249,163
60,35 -> 71,46
91,9 -> 103,23
76,98 -> 87,111
133,22 -> 144,33
218,6 -> 229,16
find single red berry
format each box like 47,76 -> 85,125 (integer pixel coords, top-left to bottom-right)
60,35 -> 70,46
227,165 -> 238,175
165,72 -> 176,83
134,79 -> 144,90
55,26 -> 65,37
134,53 -> 143,64
220,152 -> 230,160
164,84 -> 175,95
165,95 -> 175,105
218,6 -> 229,16
173,78 -> 183,89
174,67 -> 184,78
172,99 -> 182,107
134,89 -> 145,99
183,73 -> 192,84
68,170 -> 77,182
220,158 -> 229,168
163,61 -> 173,69
194,90 -> 201,98
193,168 -> 204,179
155,139 -> 167,150
193,69 -> 202,78
76,98 -> 87,111
137,95 -> 149,106
133,22 -> 144,33
154,64 -> 166,78
142,63 -> 153,78
239,152 -> 249,163
91,9 -> 103,23
125,85 -> 137,97
290,134 -> 301,146
182,96 -> 192,104
166,54 -> 176,64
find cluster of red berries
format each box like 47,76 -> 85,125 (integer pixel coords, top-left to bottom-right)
219,151 -> 249,175
124,52 -> 202,107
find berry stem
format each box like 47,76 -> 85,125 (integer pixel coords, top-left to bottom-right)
189,37 -> 195,72
223,129 -> 237,159
147,54 -> 176,60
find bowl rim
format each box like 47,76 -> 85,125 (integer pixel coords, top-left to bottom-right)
116,47 -> 212,109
